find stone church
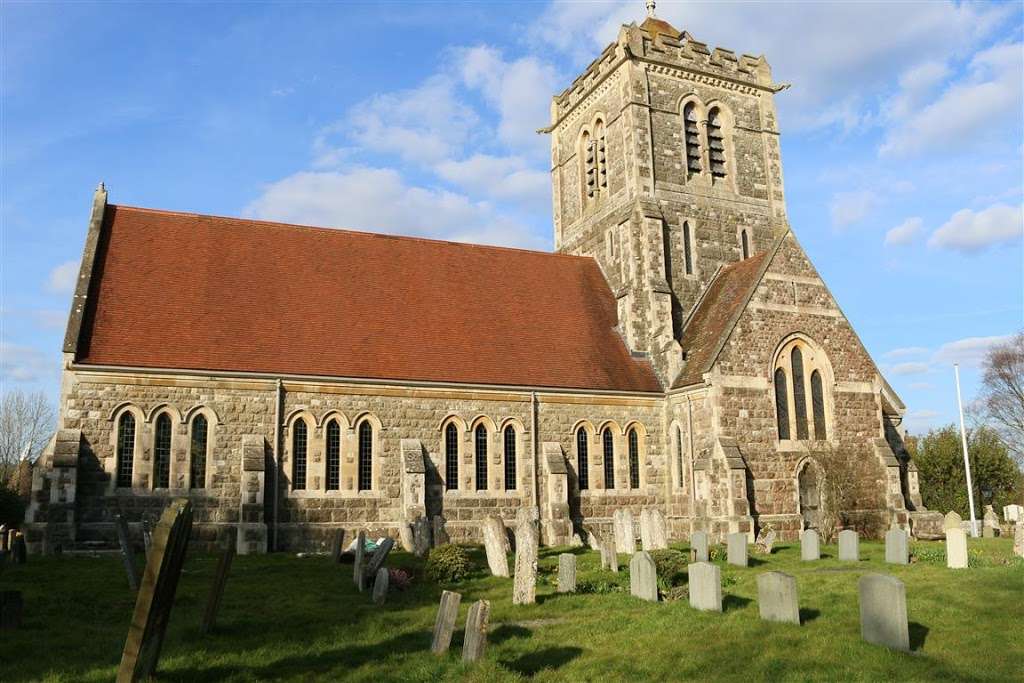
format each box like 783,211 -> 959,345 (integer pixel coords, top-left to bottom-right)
26,10 -> 940,554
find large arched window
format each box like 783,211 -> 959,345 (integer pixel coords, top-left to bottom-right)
811,370 -> 827,440
474,424 -> 488,491
602,428 -> 615,490
576,427 -> 590,491
116,412 -> 135,488
445,423 -> 459,491
189,414 -> 208,489
292,419 -> 308,491
774,337 -> 833,442
708,106 -> 727,181
774,368 -> 790,440
683,101 -> 702,176
791,347 -> 809,440
325,419 -> 341,491
357,421 -> 373,491
503,425 -> 517,491
628,428 -> 640,489
153,413 -> 172,489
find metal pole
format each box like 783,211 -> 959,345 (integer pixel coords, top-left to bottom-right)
954,364 -> 978,537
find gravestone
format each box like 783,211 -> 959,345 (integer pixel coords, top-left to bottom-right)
200,540 -> 236,635
430,590 -> 462,654
557,553 -> 576,593
613,509 -> 635,554
603,537 -> 619,573
838,529 -> 859,561
755,528 -> 776,555
116,515 -> 141,591
365,538 -> 395,579
482,517 -> 510,578
6,529 -> 14,551
372,568 -> 389,605
11,533 -> 27,565
462,599 -> 491,663
1014,523 -> 1023,558
0,591 -> 23,630
800,529 -> 820,561
353,531 -> 367,591
116,499 -> 194,683
726,533 -> 748,567
0,525 -> 6,551
1004,504 -> 1023,523
858,573 -> 909,651
943,511 -> 962,531
688,561 -> 722,612
432,516 -> 450,546
650,509 -> 669,550
945,528 -> 967,569
885,528 -> 908,565
757,571 -> 800,625
690,531 -> 709,562
629,551 -> 658,602
398,523 -> 415,553
982,505 -> 999,537
514,505 -> 539,532
639,510 -> 654,550
513,522 -> 538,605
331,529 -> 346,563
413,517 -> 431,558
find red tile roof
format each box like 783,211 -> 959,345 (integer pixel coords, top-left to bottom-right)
76,206 -> 662,393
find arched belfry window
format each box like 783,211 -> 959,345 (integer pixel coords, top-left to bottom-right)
326,419 -> 341,491
357,421 -> 373,491
189,414 -> 208,489
474,424 -> 488,491
708,106 -> 727,181
116,412 -> 135,488
627,428 -> 640,489
576,427 -> 590,491
154,413 -> 172,489
292,419 -> 308,491
582,119 -> 608,203
741,229 -> 750,259
445,423 -> 459,491
602,428 -> 615,490
774,338 -> 832,443
503,425 -> 517,491
683,102 -> 702,176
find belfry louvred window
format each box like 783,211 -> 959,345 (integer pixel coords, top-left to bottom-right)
708,107 -> 726,180
683,102 -> 702,174
584,121 -> 608,201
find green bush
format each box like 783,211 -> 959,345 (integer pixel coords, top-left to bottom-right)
576,578 -> 625,594
424,544 -> 473,583
649,549 -> 688,588
0,481 -> 26,528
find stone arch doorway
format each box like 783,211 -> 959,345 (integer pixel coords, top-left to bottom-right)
797,460 -> 822,531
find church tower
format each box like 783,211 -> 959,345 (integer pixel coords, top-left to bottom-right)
546,7 -> 790,387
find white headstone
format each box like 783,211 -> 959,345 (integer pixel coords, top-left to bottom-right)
943,511 -> 962,531
1014,523 -> 1023,558
629,551 -> 658,602
726,532 -> 748,567
482,517 -> 510,578
757,571 -> 800,625
1003,504 -> 1023,523
614,509 -> 636,554
885,527 -> 909,565
858,573 -> 909,651
513,522 -> 538,605
688,561 -> 722,612
800,529 -> 820,561
945,528 -> 967,569
838,529 -> 859,562
690,531 -> 709,562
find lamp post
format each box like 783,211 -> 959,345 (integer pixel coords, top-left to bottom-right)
954,364 -> 978,537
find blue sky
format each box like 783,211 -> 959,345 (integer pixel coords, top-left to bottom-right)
2,0 -> 1022,436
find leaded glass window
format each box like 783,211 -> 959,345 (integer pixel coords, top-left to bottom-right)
116,413 -> 135,488
445,423 -> 459,491
292,419 -> 307,491
811,370 -> 827,440
503,426 -> 517,491
602,428 -> 615,489
774,368 -> 790,440
576,428 -> 589,491
154,413 -> 172,489
792,347 -> 809,440
326,419 -> 341,491
628,428 -> 640,489
474,424 -> 488,491
189,414 -> 207,489
358,421 -> 373,491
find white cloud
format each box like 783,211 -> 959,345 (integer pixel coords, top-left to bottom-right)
890,362 -> 930,376
435,154 -> 549,206
0,341 -> 59,383
932,334 -> 1013,367
244,168 -> 546,250
883,346 -> 930,359
884,217 -> 924,246
829,190 -> 879,228
45,259 -> 78,294
928,203 -> 1023,252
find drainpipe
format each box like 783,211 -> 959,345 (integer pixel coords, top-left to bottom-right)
271,378 -> 283,551
531,391 -> 540,509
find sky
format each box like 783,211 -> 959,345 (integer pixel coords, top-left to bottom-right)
1,0 -> 1022,436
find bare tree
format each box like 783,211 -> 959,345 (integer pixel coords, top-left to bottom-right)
0,389 -> 56,477
979,331 -> 1024,466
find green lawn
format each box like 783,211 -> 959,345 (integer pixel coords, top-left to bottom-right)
1,537 -> 1021,681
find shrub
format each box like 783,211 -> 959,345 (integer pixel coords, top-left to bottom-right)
662,585 -> 689,603
0,481 -> 26,528
649,549 -> 688,588
388,567 -> 412,591
576,578 -> 625,594
424,544 -> 473,583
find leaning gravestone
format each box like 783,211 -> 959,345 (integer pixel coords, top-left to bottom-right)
200,540 -> 236,635
757,571 -> 800,625
398,523 -> 415,553
353,531 -> 367,591
431,590 -> 462,654
372,568 -> 389,605
885,528 -> 909,565
116,499 -> 193,683
943,511 -> 962,531
690,531 -> 709,562
629,551 -> 658,602
688,561 -> 722,612
331,529 -> 346,563
482,517 -> 510,578
513,521 -> 538,605
801,529 -> 820,561
755,528 -> 776,555
0,591 -> 23,630
727,533 -> 748,567
365,538 -> 395,579
462,599 -> 491,663
116,515 -> 140,592
557,553 -> 576,593
858,573 -> 909,652
838,529 -> 859,561
945,528 -> 968,569
613,509 -> 636,554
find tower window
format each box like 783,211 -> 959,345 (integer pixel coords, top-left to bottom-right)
791,347 -> 809,440
576,427 -> 589,491
708,107 -> 727,181
474,423 -> 488,491
503,425 -> 517,491
292,419 -> 307,491
189,414 -> 207,489
116,412 -> 135,488
326,419 -> 341,491
628,428 -> 640,489
445,423 -> 459,491
683,102 -> 702,175
357,421 -> 373,491
582,120 -> 608,202
811,370 -> 827,440
741,230 -> 750,259
682,221 -> 694,275
775,338 -> 832,442
154,413 -> 172,489
602,428 -> 615,489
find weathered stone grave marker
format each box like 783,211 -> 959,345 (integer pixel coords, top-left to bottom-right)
365,538 -> 395,580
690,531 -> 709,562
1015,523 -> 1023,558
431,590 -> 462,654
755,528 -> 776,555
513,521 -> 538,605
372,568 -> 389,605
0,525 -> 6,551
116,499 -> 193,683
1004,504 -> 1023,523
557,553 -> 576,593
116,515 -> 140,591
482,516 -> 510,578
602,537 -> 619,573
757,571 -> 800,625
838,529 -> 859,562
462,599 -> 491,663
630,551 -> 658,602
613,509 -> 635,554
200,539 -> 236,635
943,511 -> 962,531
353,530 -> 367,591
11,532 -> 26,565
858,573 -> 909,651
885,527 -> 908,565
0,591 -> 23,630
412,517 -> 431,558
945,528 -> 967,569
432,515 -> 450,546
801,529 -> 820,561
727,532 -> 748,567
398,522 -> 415,553
688,561 -> 722,612
331,529 -> 346,563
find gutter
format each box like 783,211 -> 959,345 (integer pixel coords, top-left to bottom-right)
531,391 -> 540,509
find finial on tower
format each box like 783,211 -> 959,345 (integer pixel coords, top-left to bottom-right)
646,0 -> 656,18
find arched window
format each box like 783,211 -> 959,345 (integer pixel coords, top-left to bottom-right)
292,419 -> 308,491
189,414 -> 207,489
708,107 -> 726,181
683,102 -> 702,175
628,428 -> 640,489
582,120 -> 608,202
741,229 -> 750,259
602,428 -> 615,490
445,423 -> 459,491
811,370 -> 827,440
503,425 -> 517,491
791,347 -> 809,440
774,368 -> 790,440
325,419 -> 341,491
676,426 -> 685,489
358,421 -> 373,491
576,427 -> 590,491
474,424 -> 488,491
682,221 -> 694,275
154,413 -> 172,489
116,412 -> 135,488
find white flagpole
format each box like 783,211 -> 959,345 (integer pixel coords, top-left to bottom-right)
954,364 -> 978,537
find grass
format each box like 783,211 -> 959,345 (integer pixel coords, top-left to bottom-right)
1,537 -> 1021,682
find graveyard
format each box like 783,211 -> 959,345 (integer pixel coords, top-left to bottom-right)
1,528 -> 1021,681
